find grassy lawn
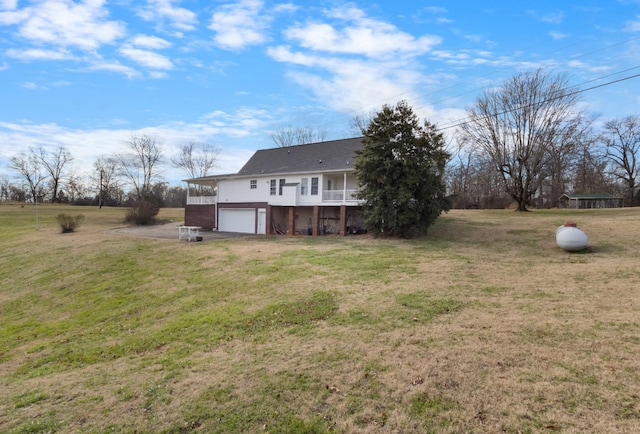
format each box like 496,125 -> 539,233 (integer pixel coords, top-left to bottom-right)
1,203 -> 639,433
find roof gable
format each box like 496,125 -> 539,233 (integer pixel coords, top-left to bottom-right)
237,137 -> 363,176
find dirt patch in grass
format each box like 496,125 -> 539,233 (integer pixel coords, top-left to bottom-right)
1,206 -> 640,433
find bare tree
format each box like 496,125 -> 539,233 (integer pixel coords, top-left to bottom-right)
446,142 -> 477,209
537,114 -> 594,207
270,126 -> 328,147
572,141 -> 611,194
65,174 -> 86,204
602,116 -> 640,206
172,142 -> 220,179
38,145 -> 74,203
459,69 -> 582,211
0,173 -> 11,202
115,135 -> 163,200
93,157 -> 120,206
349,112 -> 376,137
9,149 -> 48,203
447,143 -> 509,209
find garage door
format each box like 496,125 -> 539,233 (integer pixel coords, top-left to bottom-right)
218,208 -> 256,233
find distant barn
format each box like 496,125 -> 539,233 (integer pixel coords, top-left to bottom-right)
559,193 -> 624,209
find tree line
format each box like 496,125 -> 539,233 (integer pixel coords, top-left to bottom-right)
2,137 -> 220,213
3,68 -> 640,219
450,69 -> 640,210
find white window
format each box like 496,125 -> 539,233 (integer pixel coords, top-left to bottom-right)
279,179 -> 285,195
270,179 -> 276,195
250,179 -> 257,189
311,177 -> 319,195
301,178 -> 308,195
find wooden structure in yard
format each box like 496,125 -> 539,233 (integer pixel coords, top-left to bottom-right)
558,193 -> 624,209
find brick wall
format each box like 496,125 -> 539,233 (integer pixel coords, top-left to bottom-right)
184,205 -> 216,230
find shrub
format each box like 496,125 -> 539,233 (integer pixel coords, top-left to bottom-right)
56,213 -> 85,233
125,199 -> 159,225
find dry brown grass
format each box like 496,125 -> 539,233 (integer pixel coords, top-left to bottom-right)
1,205 -> 639,433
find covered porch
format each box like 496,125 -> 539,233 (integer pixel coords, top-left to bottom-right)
270,205 -> 365,236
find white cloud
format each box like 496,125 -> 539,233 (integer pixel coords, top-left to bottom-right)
273,3 -> 298,14
527,9 -> 564,24
624,16 -> 640,31
88,60 -> 139,78
209,0 -> 269,50
266,5 -> 445,116
200,107 -> 271,131
283,10 -> 441,59
423,6 -> 448,14
149,70 -> 168,79
137,0 -> 197,32
0,0 -> 17,9
431,50 -> 471,61
567,59 -> 611,73
549,31 -> 568,40
131,34 -> 172,49
119,46 -> 173,70
266,45 -> 319,67
269,45 -> 423,113
0,116 -> 266,182
0,7 -> 28,24
6,47 -> 74,60
14,0 -> 125,51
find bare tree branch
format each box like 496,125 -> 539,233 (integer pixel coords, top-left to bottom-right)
172,142 -> 220,179
602,115 -> 640,205
349,112 -> 376,137
38,145 -> 73,203
270,126 -> 328,147
115,135 -> 163,200
9,148 -> 48,203
458,68 -> 583,211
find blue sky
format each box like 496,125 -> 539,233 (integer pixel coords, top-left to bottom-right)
1,0 -> 640,185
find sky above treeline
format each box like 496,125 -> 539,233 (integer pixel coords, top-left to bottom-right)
1,0 -> 640,185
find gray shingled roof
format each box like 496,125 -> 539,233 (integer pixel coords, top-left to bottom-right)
237,137 -> 363,176
560,193 -> 623,200
183,137 -> 363,183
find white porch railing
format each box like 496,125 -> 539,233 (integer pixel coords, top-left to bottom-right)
322,189 -> 359,202
187,196 -> 216,205
187,190 -> 360,205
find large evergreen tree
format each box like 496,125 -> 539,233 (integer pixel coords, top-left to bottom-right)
354,101 -> 451,238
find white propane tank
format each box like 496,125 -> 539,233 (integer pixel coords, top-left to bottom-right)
556,222 -> 589,252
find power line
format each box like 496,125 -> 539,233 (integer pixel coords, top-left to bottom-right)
311,34 -> 640,136
436,71 -> 640,132
417,35 -> 640,112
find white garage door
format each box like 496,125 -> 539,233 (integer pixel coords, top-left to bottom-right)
218,208 -> 256,233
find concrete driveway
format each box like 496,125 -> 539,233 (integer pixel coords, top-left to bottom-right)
107,222 -> 261,241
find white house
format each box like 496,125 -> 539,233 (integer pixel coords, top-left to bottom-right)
183,137 -> 366,236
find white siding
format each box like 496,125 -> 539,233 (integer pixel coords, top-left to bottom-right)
214,172 -> 360,206
217,178 -> 269,203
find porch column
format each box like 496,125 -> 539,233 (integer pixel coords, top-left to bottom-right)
288,206 -> 295,236
312,206 -> 320,236
339,205 -> 347,236
343,172 -> 347,204
266,205 -> 273,235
